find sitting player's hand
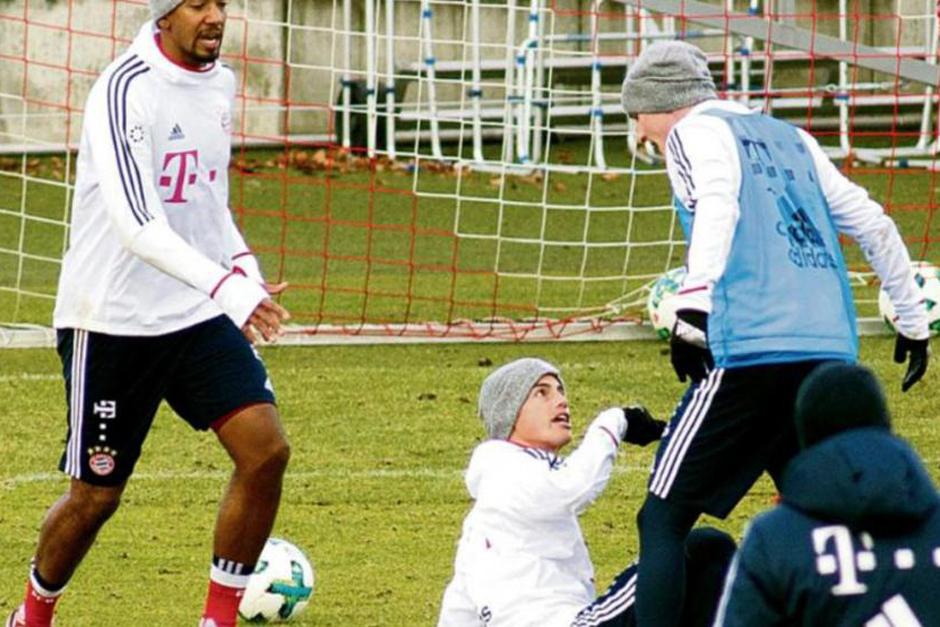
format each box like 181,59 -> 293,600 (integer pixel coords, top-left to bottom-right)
894,333 -> 929,392
670,309 -> 713,384
622,406 -> 666,446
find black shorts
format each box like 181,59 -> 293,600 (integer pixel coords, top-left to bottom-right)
56,315 -> 276,486
647,360 -> 835,518
573,563 -> 638,627
574,527 -> 736,627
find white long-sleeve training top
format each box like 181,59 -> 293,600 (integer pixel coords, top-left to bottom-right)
438,408 -> 627,627
53,21 -> 267,336
666,99 -> 929,340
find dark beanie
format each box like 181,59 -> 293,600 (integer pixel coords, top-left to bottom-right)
795,362 -> 891,448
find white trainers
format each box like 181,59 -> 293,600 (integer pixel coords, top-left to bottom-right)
197,619 -> 218,627
5,606 -> 24,627
6,606 -> 56,627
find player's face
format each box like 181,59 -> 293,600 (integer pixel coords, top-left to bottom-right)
509,374 -> 572,452
634,111 -> 672,155
636,107 -> 694,156
159,0 -> 227,67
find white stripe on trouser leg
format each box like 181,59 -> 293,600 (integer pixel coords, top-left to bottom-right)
66,330 -> 88,478
648,369 -> 719,495
650,368 -> 725,497
573,573 -> 637,626
651,368 -> 724,497
68,330 -> 88,477
654,368 -> 725,497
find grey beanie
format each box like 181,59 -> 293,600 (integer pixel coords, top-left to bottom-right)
795,362 -> 891,449
621,40 -> 717,117
478,358 -> 563,440
150,0 -> 183,20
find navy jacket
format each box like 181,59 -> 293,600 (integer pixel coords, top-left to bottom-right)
714,427 -> 940,626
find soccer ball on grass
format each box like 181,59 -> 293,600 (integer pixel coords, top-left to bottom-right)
238,538 -> 315,623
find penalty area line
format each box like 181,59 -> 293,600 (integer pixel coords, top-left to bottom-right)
2,464 -> 647,490
0,373 -> 60,382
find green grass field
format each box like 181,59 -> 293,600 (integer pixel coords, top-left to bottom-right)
1,337 -> 938,625
1,137 -> 939,624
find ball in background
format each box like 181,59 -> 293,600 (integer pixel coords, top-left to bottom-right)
238,538 -> 315,623
878,260 -> 940,335
647,266 -> 687,340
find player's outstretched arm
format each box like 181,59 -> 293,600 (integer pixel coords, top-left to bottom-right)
529,408 -> 627,515
796,128 -> 930,390
894,334 -> 929,392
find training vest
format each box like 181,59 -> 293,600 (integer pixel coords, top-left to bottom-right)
674,110 -> 857,367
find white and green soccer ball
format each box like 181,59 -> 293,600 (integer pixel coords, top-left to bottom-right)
647,266 -> 687,340
879,260 -> 940,335
239,538 -> 315,623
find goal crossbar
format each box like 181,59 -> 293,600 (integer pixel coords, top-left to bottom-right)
623,0 -> 940,87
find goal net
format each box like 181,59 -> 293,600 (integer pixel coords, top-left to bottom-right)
1,0 -> 937,346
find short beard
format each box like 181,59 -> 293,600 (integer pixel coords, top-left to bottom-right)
198,48 -> 220,63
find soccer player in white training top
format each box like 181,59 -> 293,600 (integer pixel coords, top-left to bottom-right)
7,2 -> 291,626
437,358 -> 737,627
618,40 -> 930,627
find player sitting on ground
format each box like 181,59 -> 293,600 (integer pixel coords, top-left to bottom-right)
714,362 -> 940,626
437,357 -> 737,627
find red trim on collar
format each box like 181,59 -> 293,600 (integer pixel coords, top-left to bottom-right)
154,33 -> 215,73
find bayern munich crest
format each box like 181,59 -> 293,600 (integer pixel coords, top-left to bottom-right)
87,446 -> 117,476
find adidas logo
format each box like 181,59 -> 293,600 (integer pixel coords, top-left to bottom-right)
168,123 -> 185,141
867,594 -> 923,626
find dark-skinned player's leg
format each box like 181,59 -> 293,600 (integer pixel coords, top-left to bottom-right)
214,403 -> 290,564
199,403 -> 289,626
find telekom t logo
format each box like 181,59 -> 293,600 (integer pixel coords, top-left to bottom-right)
159,149 -> 217,203
812,525 -> 876,596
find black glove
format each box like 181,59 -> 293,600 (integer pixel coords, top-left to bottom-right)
670,309 -> 714,384
894,333 -> 929,392
622,406 -> 667,446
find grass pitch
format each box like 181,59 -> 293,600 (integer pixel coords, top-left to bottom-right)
1,137 -> 938,625
1,337 -> 938,625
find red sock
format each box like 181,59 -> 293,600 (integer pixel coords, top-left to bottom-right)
200,579 -> 244,627
23,577 -> 61,627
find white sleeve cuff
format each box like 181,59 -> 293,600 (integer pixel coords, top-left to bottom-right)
211,271 -> 269,328
589,408 -> 627,445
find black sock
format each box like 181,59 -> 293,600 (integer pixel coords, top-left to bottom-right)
212,554 -> 256,577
